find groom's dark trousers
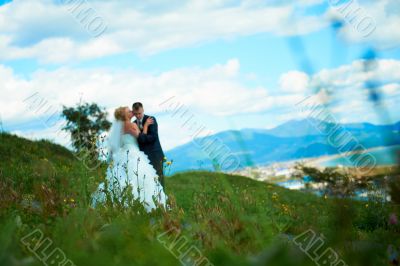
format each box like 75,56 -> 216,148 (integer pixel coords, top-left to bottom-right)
136,115 -> 165,188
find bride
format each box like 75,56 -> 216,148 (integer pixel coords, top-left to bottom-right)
92,106 -> 167,212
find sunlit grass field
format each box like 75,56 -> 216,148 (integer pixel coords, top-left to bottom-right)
0,132 -> 399,266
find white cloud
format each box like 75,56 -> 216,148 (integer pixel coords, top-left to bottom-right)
312,59 -> 400,92
278,58 -> 400,126
1,57 -> 399,149
1,0 -> 398,64
326,0 -> 400,49
0,59 -> 275,122
276,58 -> 400,103
11,120 -> 72,149
1,57 -> 329,149
279,70 -> 310,93
0,0 -> 328,63
381,83 -> 400,95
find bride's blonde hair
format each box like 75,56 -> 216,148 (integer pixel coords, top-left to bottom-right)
114,107 -> 128,121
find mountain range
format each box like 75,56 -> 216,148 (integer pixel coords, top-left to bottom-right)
165,118 -> 400,173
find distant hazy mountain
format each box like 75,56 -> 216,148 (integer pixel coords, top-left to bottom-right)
262,118 -> 323,137
165,119 -> 400,173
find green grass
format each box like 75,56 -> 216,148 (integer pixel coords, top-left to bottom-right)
0,132 -> 399,266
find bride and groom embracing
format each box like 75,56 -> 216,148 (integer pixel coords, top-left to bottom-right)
92,102 -> 168,212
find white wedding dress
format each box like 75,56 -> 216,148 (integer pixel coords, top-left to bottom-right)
92,121 -> 167,212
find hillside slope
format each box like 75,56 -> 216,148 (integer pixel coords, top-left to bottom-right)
0,133 -> 396,266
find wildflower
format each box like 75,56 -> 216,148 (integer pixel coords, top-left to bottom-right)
365,204 -> 369,208
166,161 -> 172,166
70,198 -> 75,203
389,213 -> 398,225
272,192 -> 278,201
281,204 -> 289,213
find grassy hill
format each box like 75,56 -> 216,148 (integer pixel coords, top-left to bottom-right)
0,132 -> 398,265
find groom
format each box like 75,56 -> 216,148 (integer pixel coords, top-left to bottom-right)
132,102 -> 165,188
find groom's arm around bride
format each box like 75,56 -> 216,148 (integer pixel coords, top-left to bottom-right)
132,102 -> 166,189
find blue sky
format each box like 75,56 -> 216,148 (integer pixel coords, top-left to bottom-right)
0,0 -> 11,6
1,0 -> 399,149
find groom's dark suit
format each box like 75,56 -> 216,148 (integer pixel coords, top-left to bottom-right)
135,115 -> 165,188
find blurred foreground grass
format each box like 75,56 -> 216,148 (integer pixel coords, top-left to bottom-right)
0,132 -> 399,266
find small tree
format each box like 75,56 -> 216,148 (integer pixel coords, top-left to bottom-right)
62,102 -> 111,159
293,163 -> 372,198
